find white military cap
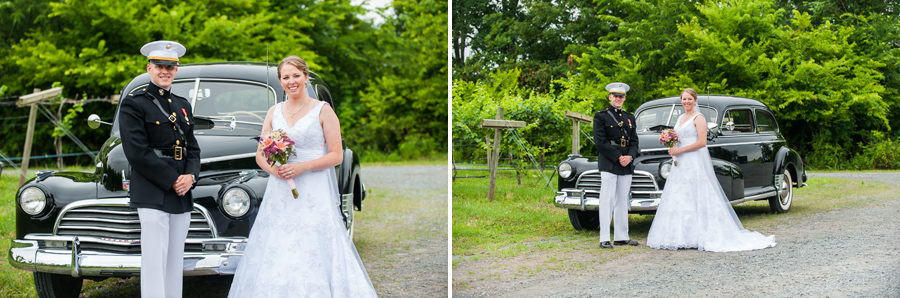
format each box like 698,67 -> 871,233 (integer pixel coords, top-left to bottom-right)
140,40 -> 186,66
605,82 -> 630,95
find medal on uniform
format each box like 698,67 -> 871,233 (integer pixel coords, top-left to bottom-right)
628,119 -> 632,128
182,108 -> 189,124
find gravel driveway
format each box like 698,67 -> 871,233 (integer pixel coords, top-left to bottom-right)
357,165 -> 448,298
453,172 -> 900,297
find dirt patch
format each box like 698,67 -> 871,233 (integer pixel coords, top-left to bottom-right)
357,165 -> 449,298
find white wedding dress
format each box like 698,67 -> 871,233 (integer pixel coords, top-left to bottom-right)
228,101 -> 377,297
646,113 -> 776,252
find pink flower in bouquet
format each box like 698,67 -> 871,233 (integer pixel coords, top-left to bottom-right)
659,128 -> 680,166
258,130 -> 299,198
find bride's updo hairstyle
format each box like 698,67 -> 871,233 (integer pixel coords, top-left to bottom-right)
277,55 -> 310,78
682,87 -> 698,100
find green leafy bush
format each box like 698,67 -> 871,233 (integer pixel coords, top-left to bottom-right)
453,68 -> 594,164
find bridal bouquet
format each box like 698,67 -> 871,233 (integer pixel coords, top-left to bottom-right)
258,129 -> 299,198
659,128 -> 680,166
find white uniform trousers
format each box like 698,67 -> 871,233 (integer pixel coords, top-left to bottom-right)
598,172 -> 632,242
137,208 -> 191,298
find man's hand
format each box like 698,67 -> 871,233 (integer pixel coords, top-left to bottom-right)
172,174 -> 194,196
619,155 -> 632,167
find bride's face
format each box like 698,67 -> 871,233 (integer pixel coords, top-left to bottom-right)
681,93 -> 696,112
279,64 -> 308,98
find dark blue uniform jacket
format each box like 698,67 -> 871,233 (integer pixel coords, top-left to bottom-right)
119,83 -> 200,214
592,106 -> 639,175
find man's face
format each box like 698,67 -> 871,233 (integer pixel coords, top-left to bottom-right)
609,93 -> 626,109
147,63 -> 178,89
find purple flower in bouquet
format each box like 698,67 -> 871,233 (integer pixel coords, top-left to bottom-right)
258,130 -> 299,198
659,128 -> 680,166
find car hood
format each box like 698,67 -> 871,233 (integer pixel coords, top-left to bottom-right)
636,131 -> 667,152
97,134 -> 260,195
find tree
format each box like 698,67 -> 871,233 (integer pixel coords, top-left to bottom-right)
456,0 -> 620,92
344,0 -> 449,159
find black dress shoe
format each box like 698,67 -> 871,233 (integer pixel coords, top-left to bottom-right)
614,240 -> 639,246
600,241 -> 614,249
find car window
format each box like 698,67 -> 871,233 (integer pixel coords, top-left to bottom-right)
755,109 -> 778,133
635,105 -> 717,131
721,109 -> 754,134
190,81 -> 272,124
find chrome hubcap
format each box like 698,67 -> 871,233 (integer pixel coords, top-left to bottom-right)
779,172 -> 791,206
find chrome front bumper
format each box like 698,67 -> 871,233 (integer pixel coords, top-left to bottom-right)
553,188 -> 664,212
8,234 -> 247,277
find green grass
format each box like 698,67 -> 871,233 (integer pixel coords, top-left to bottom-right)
452,169 -> 570,257
1,171 -> 33,298
451,170 -> 900,278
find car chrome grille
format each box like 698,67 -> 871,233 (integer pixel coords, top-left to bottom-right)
54,201 -> 215,254
575,170 -> 659,199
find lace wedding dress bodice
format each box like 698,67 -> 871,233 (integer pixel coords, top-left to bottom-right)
646,113 -> 776,252
228,101 -> 377,297
674,113 -> 699,146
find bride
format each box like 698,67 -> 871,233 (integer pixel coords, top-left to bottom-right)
228,56 -> 377,297
646,88 -> 776,252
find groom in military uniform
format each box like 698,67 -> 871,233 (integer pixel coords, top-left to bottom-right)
119,40 -> 200,297
592,82 -> 640,249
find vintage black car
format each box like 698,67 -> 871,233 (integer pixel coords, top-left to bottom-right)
8,62 -> 367,297
554,95 -> 807,230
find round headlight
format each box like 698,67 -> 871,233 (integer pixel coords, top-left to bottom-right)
19,187 -> 48,215
660,162 -> 673,179
221,188 -> 251,217
559,162 -> 573,179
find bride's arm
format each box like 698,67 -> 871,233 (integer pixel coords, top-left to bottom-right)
670,114 -> 708,155
278,104 -> 343,177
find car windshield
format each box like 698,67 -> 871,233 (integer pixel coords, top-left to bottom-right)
635,104 -> 718,132
154,79 -> 276,136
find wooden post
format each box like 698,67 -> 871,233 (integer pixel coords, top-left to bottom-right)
480,107 -> 526,201
564,111 -> 592,155
488,108 -> 503,201
17,87 -> 63,187
19,104 -> 38,187
485,135 -> 491,166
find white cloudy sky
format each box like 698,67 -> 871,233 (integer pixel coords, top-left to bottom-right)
351,0 -> 394,24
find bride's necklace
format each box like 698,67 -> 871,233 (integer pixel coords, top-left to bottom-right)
680,111 -> 699,126
287,99 -> 311,118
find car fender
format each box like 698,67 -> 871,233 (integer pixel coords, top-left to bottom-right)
339,148 -> 366,205
774,146 -> 804,187
15,172 -> 98,238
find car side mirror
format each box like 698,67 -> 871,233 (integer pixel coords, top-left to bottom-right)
707,122 -> 720,141
87,114 -> 111,129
